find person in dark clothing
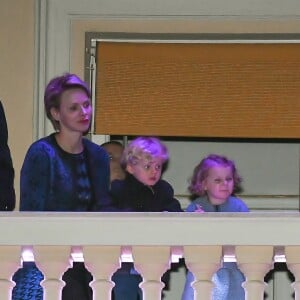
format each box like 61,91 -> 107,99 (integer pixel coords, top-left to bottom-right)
101,140 -> 126,183
0,101 -> 15,211
110,136 -> 182,300
14,73 -> 112,300
111,172 -> 181,212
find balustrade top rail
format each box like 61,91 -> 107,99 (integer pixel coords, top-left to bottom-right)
0,211 -> 299,246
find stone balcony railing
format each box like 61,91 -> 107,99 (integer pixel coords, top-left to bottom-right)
1,211 -> 300,300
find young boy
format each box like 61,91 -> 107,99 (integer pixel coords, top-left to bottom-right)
101,140 -> 126,182
110,136 -> 182,300
110,136 -> 182,212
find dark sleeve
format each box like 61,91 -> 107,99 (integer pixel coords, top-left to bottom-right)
159,180 -> 183,212
109,180 -> 129,211
89,146 -> 117,212
0,102 -> 15,211
20,143 -> 50,211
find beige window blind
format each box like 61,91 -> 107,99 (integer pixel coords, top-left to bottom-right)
94,42 -> 300,138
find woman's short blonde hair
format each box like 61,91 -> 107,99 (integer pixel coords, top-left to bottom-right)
44,73 -> 91,131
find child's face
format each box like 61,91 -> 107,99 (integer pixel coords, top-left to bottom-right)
203,166 -> 234,205
127,158 -> 163,186
102,143 -> 125,182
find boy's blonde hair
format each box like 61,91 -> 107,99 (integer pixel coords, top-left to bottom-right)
121,137 -> 169,167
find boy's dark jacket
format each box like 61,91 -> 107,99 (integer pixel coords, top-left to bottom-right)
110,173 -> 182,212
0,101 -> 15,211
110,173 -> 182,274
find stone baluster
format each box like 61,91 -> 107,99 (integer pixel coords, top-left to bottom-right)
285,246 -> 300,300
0,246 -> 21,300
236,246 -> 274,300
84,246 -> 121,300
184,245 -> 222,300
132,246 -> 171,300
34,245 -> 71,300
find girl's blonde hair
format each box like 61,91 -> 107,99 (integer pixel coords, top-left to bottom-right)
189,154 -> 242,196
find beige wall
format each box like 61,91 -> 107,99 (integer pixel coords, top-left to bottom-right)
0,2 -> 298,298
0,0 -> 35,208
2,0 -> 300,210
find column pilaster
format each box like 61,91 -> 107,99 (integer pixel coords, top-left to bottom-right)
0,246 -> 21,300
132,246 -> 171,299
184,245 -> 222,300
84,246 -> 121,300
236,246 -> 273,300
34,245 -> 71,300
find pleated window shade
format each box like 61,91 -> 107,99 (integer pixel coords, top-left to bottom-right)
94,42 -> 300,138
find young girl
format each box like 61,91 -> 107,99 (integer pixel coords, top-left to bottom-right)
181,154 -> 249,300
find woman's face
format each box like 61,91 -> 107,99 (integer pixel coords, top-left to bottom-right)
51,88 -> 92,134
